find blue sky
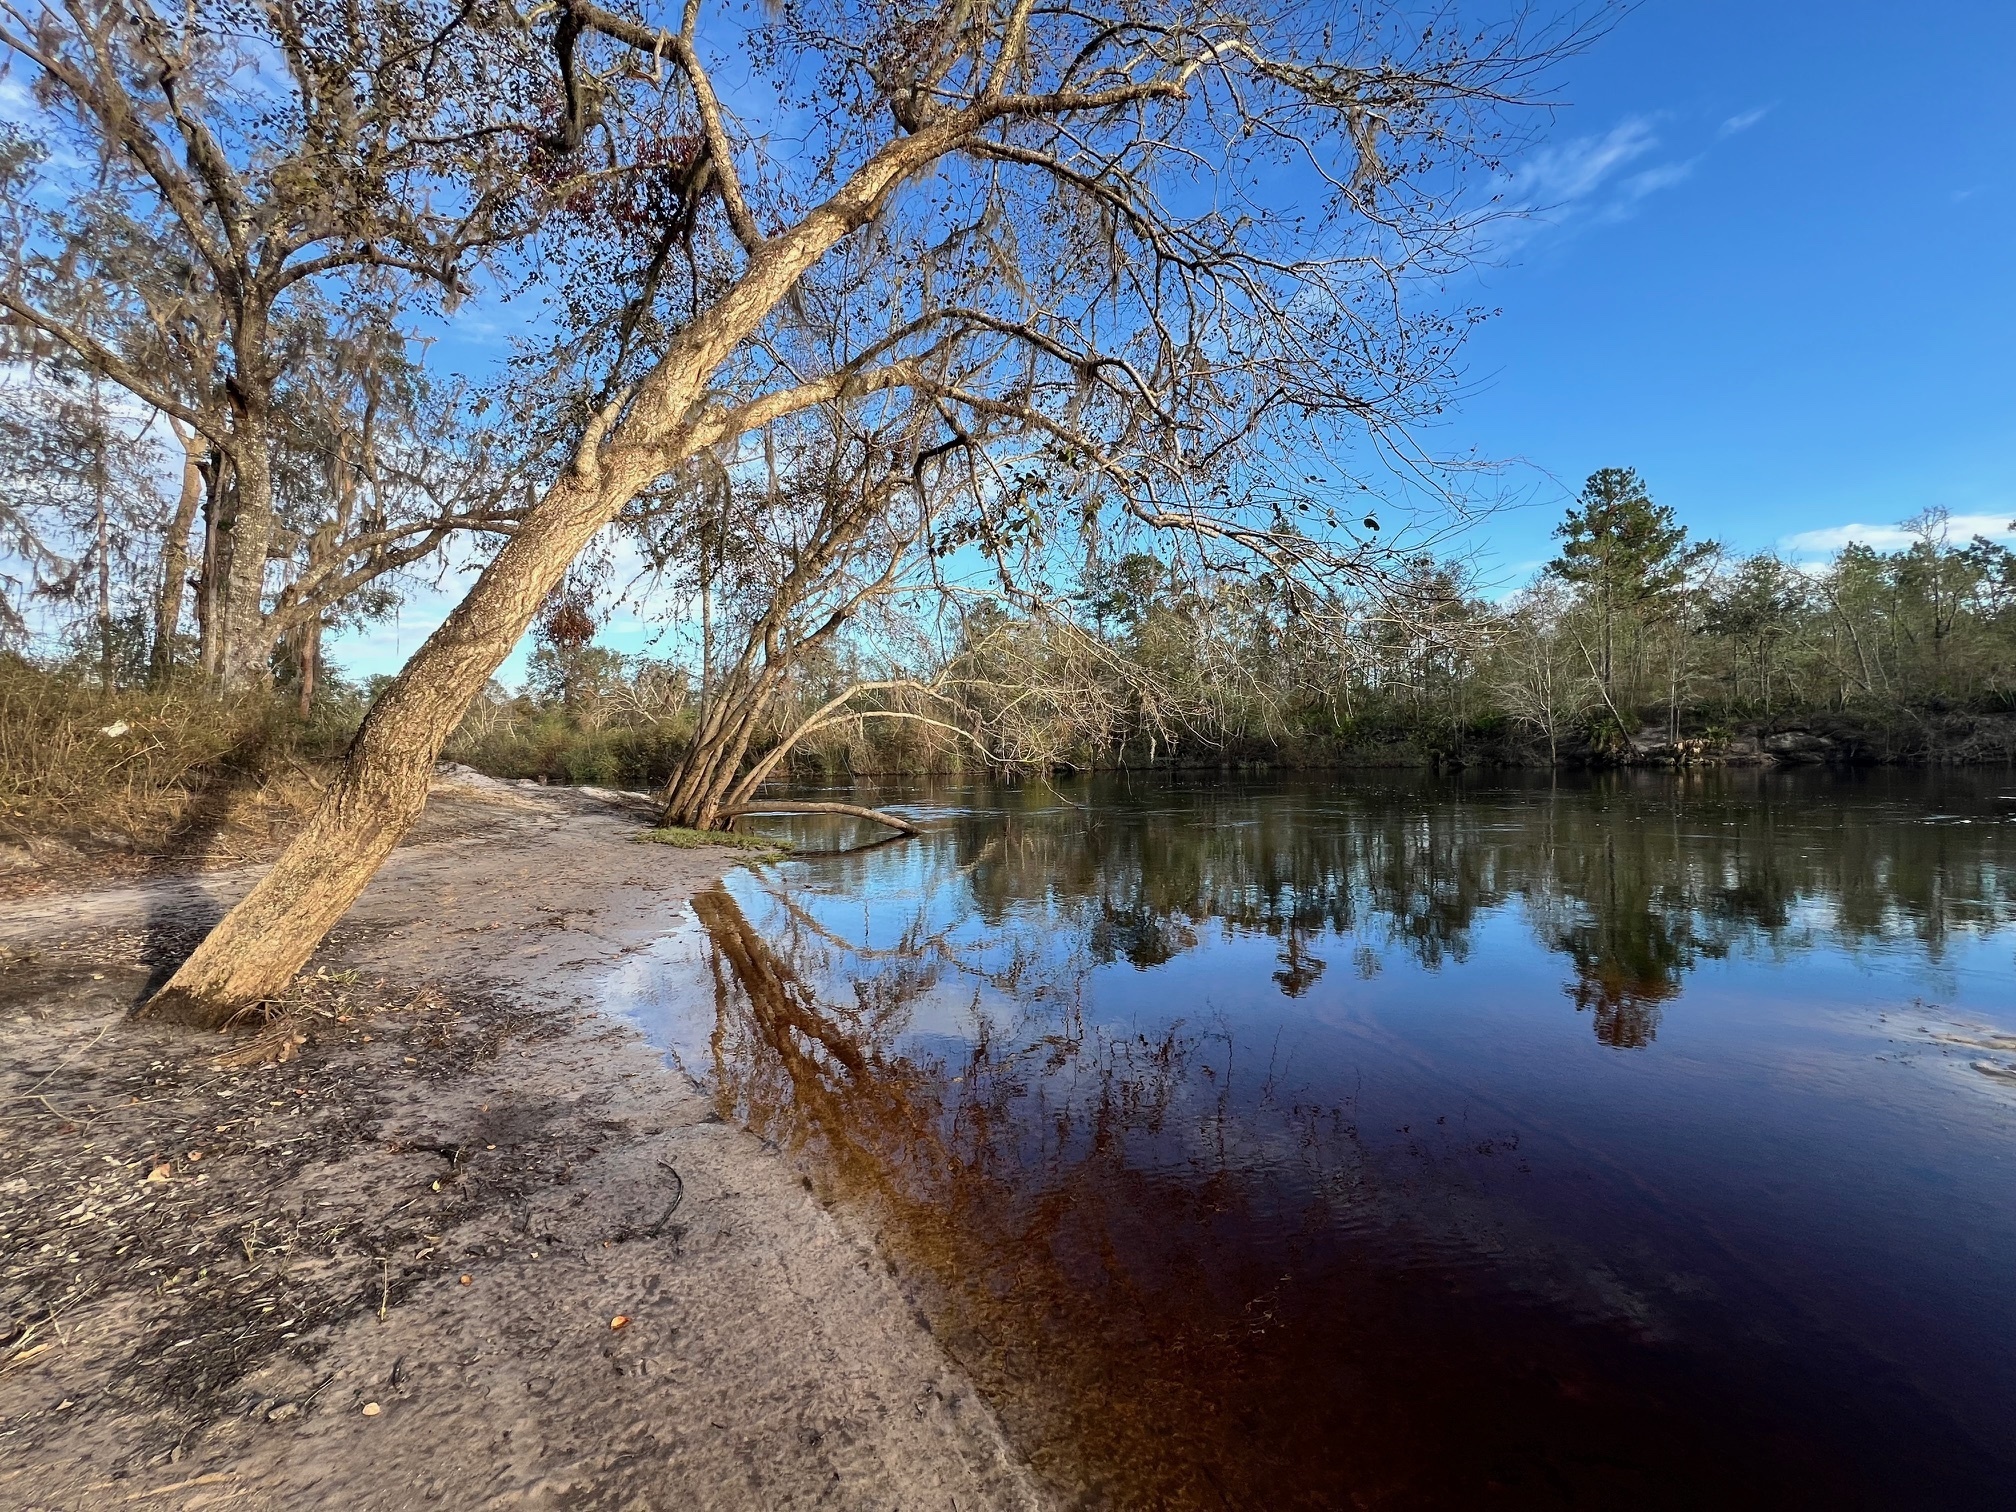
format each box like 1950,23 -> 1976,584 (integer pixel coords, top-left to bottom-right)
333,0 -> 2016,679
1447,0 -> 2016,584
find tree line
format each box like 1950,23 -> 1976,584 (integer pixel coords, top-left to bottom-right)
1493,470 -> 2016,761
1052,468 -> 2016,768
438,464 -> 2016,784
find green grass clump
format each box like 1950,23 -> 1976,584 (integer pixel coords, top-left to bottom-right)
634,825 -> 791,857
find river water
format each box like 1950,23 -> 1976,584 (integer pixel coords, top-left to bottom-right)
606,770 -> 2016,1509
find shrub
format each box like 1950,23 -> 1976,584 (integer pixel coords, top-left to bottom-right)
0,658 -> 354,860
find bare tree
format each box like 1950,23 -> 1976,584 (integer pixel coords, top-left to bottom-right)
150,0 -> 1592,1023
624,395 -> 956,829
0,0 -> 533,687
1491,581 -> 1588,764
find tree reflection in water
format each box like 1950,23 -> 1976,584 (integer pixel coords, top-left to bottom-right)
689,846 -> 1912,1504
695,881 -> 1282,1506
825,769 -> 2010,1048
673,772 -> 2016,1507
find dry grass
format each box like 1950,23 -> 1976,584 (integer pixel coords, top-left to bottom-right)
0,661 -> 349,873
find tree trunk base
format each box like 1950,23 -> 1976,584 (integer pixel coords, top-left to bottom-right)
142,984 -> 266,1031
137,739 -> 431,1030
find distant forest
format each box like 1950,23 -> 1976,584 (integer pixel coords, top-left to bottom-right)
439,468 -> 2016,783
11,446 -> 2013,797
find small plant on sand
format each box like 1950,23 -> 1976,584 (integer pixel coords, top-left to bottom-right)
635,826 -> 791,859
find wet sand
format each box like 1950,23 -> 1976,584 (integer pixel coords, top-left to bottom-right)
0,781 -> 1041,1510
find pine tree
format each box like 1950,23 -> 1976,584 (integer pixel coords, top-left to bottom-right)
1545,468 -> 1708,709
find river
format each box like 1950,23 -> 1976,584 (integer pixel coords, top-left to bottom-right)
607,769 -> 2016,1509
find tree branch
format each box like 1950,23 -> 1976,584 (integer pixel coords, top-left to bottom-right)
715,799 -> 920,837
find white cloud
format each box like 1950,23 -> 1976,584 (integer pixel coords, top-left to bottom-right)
1499,117 -> 1661,208
1490,117 -> 1702,243
1591,159 -> 1702,223
1618,160 -> 1698,201
1494,103 -> 1778,249
1718,106 -> 1772,138
1780,513 -> 2016,556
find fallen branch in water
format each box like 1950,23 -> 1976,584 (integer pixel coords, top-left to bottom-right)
716,800 -> 921,837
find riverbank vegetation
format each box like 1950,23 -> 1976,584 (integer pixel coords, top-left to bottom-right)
1048,472 -> 2016,769
5,465 -> 2011,874
0,658 -> 361,869
442,473 -> 2016,778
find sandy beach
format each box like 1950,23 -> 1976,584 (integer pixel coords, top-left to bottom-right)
0,779 -> 1041,1511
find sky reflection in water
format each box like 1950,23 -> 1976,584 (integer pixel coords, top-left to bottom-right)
607,770 -> 2016,1510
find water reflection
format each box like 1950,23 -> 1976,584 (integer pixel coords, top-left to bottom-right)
766,771 -> 2015,1048
693,881 -> 1277,1505
660,771 -> 2016,1508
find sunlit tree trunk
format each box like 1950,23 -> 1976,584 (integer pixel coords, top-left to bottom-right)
144,467 -> 626,1024
660,667 -> 788,829
213,413 -> 278,691
143,154 -> 925,1022
152,424 -> 205,685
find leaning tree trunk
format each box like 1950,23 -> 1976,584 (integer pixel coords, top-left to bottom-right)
679,702 -> 776,828
144,115 -> 958,1027
659,667 -> 785,829
659,677 -> 926,838
659,717 -> 730,828
143,469 -> 627,1026
151,305 -> 806,1023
